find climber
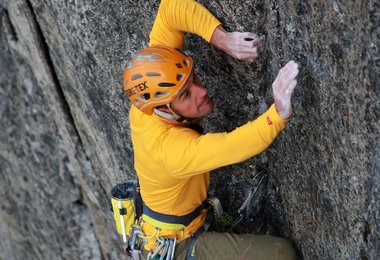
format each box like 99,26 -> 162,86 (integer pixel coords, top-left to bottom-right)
123,0 -> 298,259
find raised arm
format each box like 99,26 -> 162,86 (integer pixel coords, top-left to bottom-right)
149,0 -> 265,62
159,104 -> 286,178
156,61 -> 299,177
149,0 -> 221,50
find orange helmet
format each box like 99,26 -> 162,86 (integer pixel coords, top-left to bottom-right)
123,46 -> 193,115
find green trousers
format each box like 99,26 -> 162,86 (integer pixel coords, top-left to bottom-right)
142,232 -> 297,260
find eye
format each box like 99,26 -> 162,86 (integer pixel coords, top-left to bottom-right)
194,75 -> 201,85
181,89 -> 190,100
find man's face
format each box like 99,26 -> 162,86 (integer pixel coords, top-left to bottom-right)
170,71 -> 214,119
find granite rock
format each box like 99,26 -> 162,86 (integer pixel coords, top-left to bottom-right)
0,0 -> 378,259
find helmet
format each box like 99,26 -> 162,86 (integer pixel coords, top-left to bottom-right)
123,46 -> 193,115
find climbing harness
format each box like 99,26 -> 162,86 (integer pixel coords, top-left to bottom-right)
142,197 -> 222,260
142,200 -> 209,226
111,180 -> 224,259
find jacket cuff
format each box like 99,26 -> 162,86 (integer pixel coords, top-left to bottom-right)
267,104 -> 289,125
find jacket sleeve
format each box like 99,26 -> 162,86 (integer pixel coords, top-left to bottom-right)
149,0 -> 221,50
158,104 -> 288,178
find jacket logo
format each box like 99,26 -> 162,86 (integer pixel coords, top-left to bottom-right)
266,116 -> 273,125
126,81 -> 148,97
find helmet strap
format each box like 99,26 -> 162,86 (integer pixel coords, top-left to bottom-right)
153,107 -> 178,121
153,104 -> 200,125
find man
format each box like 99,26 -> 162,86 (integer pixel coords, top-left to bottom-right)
123,0 -> 298,259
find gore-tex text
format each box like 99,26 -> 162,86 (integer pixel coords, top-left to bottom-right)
126,81 -> 148,97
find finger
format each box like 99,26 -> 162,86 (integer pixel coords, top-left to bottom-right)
242,36 -> 266,48
236,51 -> 259,61
285,60 -> 297,66
241,32 -> 259,40
285,80 -> 297,97
279,64 -> 298,82
281,61 -> 297,74
257,40 -> 266,53
284,67 -> 299,80
234,47 -> 259,59
274,76 -> 296,94
239,47 -> 258,55
240,39 -> 260,48
281,72 -> 298,88
272,79 -> 282,93
288,80 -> 297,92
238,53 -> 258,61
281,61 -> 297,73
240,53 -> 259,61
285,61 -> 298,71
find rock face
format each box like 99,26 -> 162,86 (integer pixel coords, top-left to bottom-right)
0,0 -> 378,259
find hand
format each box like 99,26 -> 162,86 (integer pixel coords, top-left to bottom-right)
211,26 -> 265,62
272,61 -> 299,119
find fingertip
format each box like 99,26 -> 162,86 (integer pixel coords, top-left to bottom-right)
290,80 -> 297,89
246,32 -> 258,39
287,60 -> 297,66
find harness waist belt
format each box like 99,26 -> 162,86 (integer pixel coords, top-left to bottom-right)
142,201 -> 206,226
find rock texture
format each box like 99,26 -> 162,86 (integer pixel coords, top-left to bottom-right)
0,0 -> 378,259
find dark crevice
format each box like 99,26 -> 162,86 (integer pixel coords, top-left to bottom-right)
72,182 -> 86,209
2,9 -> 19,42
363,220 -> 370,243
24,0 -> 85,149
24,2 -> 106,259
73,198 -> 85,207
98,180 -> 110,205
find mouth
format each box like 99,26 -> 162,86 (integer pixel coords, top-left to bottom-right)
201,96 -> 211,107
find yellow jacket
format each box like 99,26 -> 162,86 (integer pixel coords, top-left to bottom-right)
129,0 -> 288,249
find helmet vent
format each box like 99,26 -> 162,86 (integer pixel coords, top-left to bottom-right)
155,91 -> 169,98
176,74 -> 184,81
146,72 -> 161,77
132,74 -> 143,81
183,59 -> 190,67
158,82 -> 176,87
140,93 -> 150,101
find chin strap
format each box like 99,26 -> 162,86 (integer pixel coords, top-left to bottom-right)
153,107 -> 178,121
153,104 -> 199,124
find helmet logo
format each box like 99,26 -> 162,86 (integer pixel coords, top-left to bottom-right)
125,81 -> 148,97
